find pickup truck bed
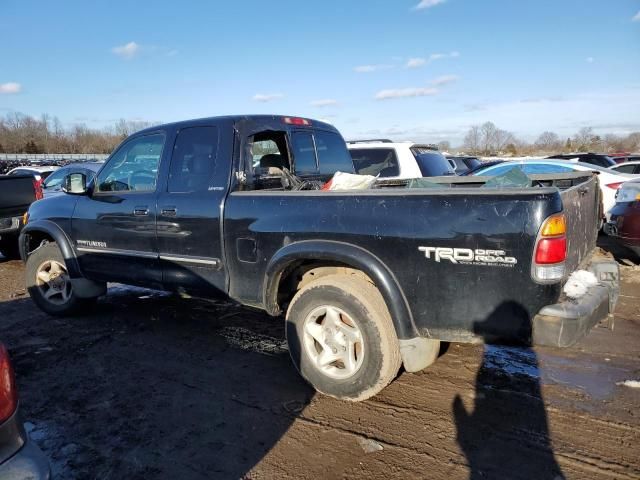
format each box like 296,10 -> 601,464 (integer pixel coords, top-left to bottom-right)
19,115 -> 619,401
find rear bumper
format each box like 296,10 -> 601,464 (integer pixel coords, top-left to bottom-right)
532,260 -> 619,347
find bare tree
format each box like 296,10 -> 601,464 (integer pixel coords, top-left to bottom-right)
535,131 -> 560,152
573,127 -> 596,152
463,125 -> 481,154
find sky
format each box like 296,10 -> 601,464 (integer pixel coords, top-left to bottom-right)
1,0 -> 639,145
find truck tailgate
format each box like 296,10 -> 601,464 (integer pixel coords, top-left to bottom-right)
557,173 -> 601,273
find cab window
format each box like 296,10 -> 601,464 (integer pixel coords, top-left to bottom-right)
168,126 -> 219,193
96,134 -> 165,193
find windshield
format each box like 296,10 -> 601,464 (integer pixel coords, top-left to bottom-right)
412,151 -> 455,177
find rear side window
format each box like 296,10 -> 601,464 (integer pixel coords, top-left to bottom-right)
315,131 -> 354,175
168,126 -> 219,193
412,151 -> 455,177
350,148 -> 399,177
291,132 -> 317,174
615,164 -> 636,174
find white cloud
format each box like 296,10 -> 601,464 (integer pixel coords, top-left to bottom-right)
586,57 -> 594,63
406,58 -> 426,68
354,64 -> 394,73
632,10 -> 640,21
414,0 -> 446,10
431,74 -> 459,86
111,41 -> 141,60
375,87 -> 438,100
310,99 -> 339,107
429,51 -> 459,63
252,93 -> 284,102
0,82 -> 21,94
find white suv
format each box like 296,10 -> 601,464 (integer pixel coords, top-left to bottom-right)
347,140 -> 455,179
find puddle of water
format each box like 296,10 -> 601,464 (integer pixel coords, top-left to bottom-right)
482,345 -> 631,401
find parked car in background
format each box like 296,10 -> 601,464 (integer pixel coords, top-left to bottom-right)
460,159 -> 505,176
609,153 -> 640,164
607,179 -> 640,255
546,153 -> 616,168
0,175 -> 42,259
446,155 -> 481,175
471,159 -> 638,222
0,343 -> 50,479
610,161 -> 640,175
42,162 -> 103,198
347,140 -> 455,178
6,167 -> 59,183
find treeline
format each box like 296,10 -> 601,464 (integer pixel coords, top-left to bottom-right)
460,121 -> 640,156
0,112 -> 157,154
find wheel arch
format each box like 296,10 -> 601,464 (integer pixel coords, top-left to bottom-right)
264,240 -> 418,340
20,220 -> 82,278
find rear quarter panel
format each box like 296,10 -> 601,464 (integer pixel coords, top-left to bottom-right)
224,189 -> 563,343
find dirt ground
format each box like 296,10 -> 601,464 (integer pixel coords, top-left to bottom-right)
0,237 -> 638,479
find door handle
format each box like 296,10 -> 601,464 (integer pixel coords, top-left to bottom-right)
161,206 -> 177,217
133,206 -> 150,216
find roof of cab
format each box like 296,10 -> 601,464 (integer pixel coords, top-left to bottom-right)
134,115 -> 339,137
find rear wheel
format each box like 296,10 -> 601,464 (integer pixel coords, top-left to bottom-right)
26,242 -> 95,315
286,273 -> 401,401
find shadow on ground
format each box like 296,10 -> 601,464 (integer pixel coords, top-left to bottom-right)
0,288 -> 313,479
453,302 -> 565,480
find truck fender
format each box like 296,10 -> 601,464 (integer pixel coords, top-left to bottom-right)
19,220 -> 82,278
264,240 -> 418,340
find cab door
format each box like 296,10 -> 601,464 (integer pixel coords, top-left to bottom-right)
156,125 -> 228,295
72,132 -> 166,286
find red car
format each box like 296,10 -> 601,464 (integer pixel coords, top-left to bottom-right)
609,178 -> 640,256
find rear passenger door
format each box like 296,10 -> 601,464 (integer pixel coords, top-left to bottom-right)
157,125 -> 228,295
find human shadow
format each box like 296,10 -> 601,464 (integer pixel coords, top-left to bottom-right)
453,302 -> 564,480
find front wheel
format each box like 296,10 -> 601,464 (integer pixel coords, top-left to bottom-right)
26,242 -> 94,315
286,273 -> 401,401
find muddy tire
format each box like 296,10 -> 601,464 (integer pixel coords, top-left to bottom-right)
286,273 -> 401,401
26,242 -> 94,316
0,239 -> 21,260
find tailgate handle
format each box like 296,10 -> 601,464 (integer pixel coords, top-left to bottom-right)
578,186 -> 589,196
133,206 -> 150,216
161,207 -> 177,217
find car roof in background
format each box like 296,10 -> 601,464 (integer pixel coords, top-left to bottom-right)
8,165 -> 59,173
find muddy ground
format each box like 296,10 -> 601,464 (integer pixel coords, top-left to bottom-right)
0,237 -> 638,479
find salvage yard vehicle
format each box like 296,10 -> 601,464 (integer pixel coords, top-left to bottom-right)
19,115 -> 619,401
472,159 -> 638,222
0,343 -> 51,479
607,179 -> 640,255
0,174 -> 42,259
348,139 -> 456,179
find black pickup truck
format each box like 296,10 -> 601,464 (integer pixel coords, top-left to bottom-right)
19,115 -> 619,401
0,174 -> 41,259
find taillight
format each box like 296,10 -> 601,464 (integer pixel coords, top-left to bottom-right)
283,117 -> 311,126
0,344 -> 18,423
532,213 -> 566,282
33,179 -> 44,200
606,182 -> 623,190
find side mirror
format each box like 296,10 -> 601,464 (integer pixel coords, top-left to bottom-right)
62,173 -> 89,195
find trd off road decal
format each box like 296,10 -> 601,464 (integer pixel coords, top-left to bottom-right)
418,246 -> 517,267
